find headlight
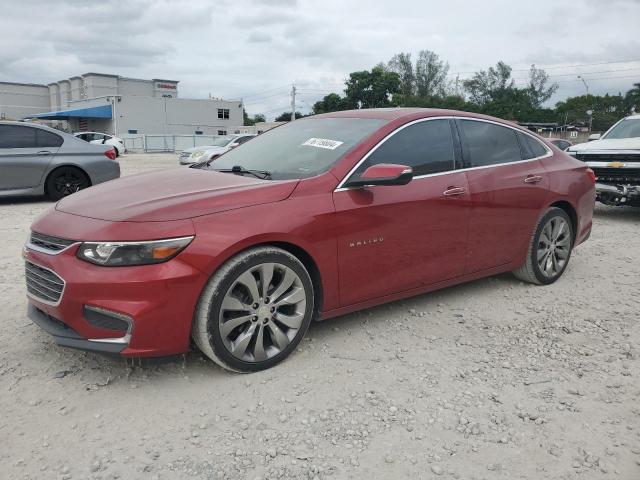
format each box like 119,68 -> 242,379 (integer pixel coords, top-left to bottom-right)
77,236 -> 194,266
190,150 -> 205,159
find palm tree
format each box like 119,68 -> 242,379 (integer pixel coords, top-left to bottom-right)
625,82 -> 640,114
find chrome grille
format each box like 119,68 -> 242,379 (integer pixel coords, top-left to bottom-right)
29,231 -> 75,253
25,261 -> 65,305
575,153 -> 640,162
592,167 -> 640,184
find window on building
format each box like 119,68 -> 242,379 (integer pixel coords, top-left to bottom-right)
127,129 -> 138,134
217,130 -> 227,136
195,130 -> 203,135
218,109 -> 230,119
458,120 -> 522,167
350,119 -> 455,179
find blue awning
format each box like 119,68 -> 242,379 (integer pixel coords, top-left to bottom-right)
24,104 -> 112,120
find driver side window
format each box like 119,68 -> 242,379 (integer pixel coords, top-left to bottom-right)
349,119 -> 455,180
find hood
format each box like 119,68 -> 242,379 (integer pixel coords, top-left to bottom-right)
56,168 -> 298,222
183,145 -> 228,154
569,137 -> 640,152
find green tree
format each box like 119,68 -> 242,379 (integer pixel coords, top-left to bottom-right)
344,66 -> 400,109
387,52 -> 415,97
414,50 -> 449,98
555,93 -> 627,131
312,93 -> 350,114
275,111 -> 304,122
243,111 -> 267,126
462,61 -> 514,105
243,109 -> 254,126
625,82 -> 640,113
526,64 -> 559,108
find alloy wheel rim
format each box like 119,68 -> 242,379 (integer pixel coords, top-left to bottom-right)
218,262 -> 306,362
54,172 -> 85,195
537,216 -> 570,278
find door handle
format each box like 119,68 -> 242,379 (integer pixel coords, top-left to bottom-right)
443,187 -> 466,197
524,175 -> 543,184
37,150 -> 52,155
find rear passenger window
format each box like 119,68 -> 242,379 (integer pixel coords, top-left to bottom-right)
459,120 -> 522,167
36,129 -> 63,148
518,132 -> 548,159
352,119 -> 455,178
0,125 -> 37,148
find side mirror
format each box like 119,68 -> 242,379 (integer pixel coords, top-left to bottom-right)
588,133 -> 601,141
346,163 -> 413,188
229,142 -> 240,148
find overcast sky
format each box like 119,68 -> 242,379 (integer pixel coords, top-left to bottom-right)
2,0 -> 640,120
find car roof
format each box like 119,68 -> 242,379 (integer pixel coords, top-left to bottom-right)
310,107 -> 523,127
0,120 -> 66,133
75,131 -> 110,135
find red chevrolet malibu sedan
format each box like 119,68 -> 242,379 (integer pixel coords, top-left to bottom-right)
24,108 -> 595,372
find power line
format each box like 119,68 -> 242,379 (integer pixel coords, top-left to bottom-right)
448,57 -> 640,76
231,85 -> 291,100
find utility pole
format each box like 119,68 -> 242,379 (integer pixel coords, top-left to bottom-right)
290,84 -> 296,122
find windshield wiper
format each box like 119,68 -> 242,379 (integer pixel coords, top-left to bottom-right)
215,165 -> 272,180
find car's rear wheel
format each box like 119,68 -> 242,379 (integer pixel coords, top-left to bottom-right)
513,207 -> 574,285
192,247 -> 314,372
45,166 -> 91,201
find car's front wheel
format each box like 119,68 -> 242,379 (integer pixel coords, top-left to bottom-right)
513,207 -> 574,285
192,247 -> 314,372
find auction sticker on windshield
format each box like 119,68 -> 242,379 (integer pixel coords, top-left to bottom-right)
302,138 -> 344,150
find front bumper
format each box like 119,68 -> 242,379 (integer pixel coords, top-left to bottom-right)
595,182 -> 640,204
28,304 -> 127,354
24,244 -> 209,357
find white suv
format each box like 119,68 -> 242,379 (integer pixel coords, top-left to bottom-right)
568,114 -> 640,206
74,132 -> 126,157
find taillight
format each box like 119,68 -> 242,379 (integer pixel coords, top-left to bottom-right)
586,168 -> 596,184
104,148 -> 116,160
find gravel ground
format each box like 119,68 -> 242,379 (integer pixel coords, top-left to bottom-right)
1,153 -> 639,480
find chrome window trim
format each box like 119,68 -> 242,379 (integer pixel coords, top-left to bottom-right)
25,260 -> 66,307
334,116 -> 553,192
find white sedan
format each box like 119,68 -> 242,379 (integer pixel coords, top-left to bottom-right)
74,132 -> 126,157
178,134 -> 256,165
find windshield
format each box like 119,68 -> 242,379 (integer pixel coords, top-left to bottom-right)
209,136 -> 234,147
208,117 -> 385,180
604,118 -> 640,139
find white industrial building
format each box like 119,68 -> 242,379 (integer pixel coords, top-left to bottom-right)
0,73 -> 245,137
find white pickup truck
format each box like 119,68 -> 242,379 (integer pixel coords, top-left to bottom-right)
568,114 -> 640,207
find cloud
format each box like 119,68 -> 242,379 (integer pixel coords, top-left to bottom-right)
248,32 -> 272,43
1,0 -> 639,119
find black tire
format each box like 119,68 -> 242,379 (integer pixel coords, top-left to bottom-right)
45,166 -> 91,201
192,247 -> 314,372
513,207 -> 574,285
112,146 -> 119,157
